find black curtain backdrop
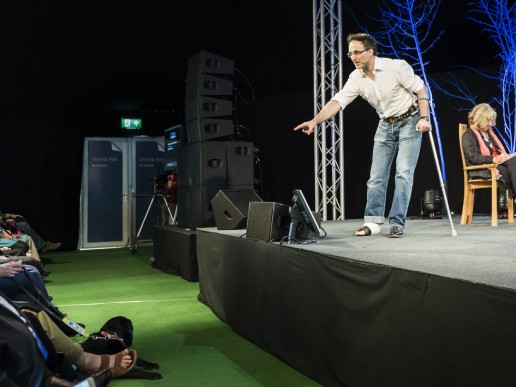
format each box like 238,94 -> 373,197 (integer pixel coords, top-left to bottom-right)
239,66 -> 501,220
0,108 -> 178,250
0,66 -> 501,251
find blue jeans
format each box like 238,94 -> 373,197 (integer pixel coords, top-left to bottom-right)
364,115 -> 422,229
0,266 -> 50,303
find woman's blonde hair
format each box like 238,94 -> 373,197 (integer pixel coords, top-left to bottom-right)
468,103 -> 497,129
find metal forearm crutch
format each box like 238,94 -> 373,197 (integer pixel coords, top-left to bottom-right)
427,127 -> 458,237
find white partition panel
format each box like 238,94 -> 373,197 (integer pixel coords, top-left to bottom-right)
130,136 -> 165,246
79,136 -> 164,249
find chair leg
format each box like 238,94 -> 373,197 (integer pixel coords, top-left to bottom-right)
467,189 -> 475,223
508,189 -> 514,224
491,185 -> 498,227
461,188 -> 474,224
461,191 -> 469,224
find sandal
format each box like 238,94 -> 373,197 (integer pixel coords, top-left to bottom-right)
95,349 -> 138,378
355,222 -> 381,236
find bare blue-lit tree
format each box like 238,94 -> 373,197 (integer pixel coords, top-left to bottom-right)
359,0 -> 457,235
468,0 -> 516,152
431,0 -> 515,152
370,0 -> 447,179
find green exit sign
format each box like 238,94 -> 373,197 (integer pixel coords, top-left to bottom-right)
121,118 -> 142,130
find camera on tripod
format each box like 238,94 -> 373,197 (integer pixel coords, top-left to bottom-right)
153,171 -> 172,194
132,170 -> 178,251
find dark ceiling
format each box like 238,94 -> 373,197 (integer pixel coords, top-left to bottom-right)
0,1 -> 500,113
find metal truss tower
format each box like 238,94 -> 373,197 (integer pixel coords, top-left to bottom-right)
313,0 -> 344,221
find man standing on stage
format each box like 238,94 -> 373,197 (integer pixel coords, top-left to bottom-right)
294,32 -> 431,238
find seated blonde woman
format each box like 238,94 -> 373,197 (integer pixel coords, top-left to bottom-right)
462,103 -> 516,202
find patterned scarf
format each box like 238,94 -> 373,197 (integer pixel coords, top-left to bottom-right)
470,126 -> 506,156
470,126 -> 506,179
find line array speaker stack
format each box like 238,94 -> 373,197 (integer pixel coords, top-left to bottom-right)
178,51 -> 258,229
185,51 -> 236,143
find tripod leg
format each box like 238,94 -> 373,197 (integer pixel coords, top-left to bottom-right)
158,195 -> 175,225
164,200 -> 175,225
136,195 -> 156,241
172,205 -> 178,225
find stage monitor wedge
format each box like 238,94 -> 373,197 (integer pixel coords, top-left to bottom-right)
211,190 -> 262,230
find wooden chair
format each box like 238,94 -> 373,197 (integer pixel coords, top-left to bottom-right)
459,123 -> 514,226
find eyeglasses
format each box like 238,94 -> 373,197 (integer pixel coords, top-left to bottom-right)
347,49 -> 369,58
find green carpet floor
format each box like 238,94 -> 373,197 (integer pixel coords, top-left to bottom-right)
43,247 -> 321,386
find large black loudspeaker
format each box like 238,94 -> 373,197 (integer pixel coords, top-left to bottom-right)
185,96 -> 233,122
177,141 -> 254,188
178,51 -> 248,230
185,118 -> 234,143
176,186 -> 220,229
185,51 -> 235,142
185,74 -> 233,99
211,190 -> 263,230
246,202 -> 290,242
187,51 -> 235,77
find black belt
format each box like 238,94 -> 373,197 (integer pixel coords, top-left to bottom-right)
384,104 -> 418,124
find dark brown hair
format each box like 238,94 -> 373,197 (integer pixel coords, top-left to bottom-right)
346,33 -> 378,55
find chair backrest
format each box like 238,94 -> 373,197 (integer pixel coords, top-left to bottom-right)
458,123 -> 468,171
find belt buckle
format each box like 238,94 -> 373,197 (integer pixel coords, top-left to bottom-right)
387,117 -> 398,124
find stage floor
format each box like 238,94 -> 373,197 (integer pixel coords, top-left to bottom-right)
202,215 -> 516,292
196,215 -> 516,387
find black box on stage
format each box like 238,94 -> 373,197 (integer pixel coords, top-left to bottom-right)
153,225 -> 198,282
246,202 -> 290,242
211,190 -> 263,230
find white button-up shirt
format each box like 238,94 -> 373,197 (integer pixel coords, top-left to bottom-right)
331,57 -> 425,119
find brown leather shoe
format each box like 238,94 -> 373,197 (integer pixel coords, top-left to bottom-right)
41,241 -> 62,253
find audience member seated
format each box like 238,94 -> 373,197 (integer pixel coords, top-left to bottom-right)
0,259 -> 52,302
0,224 -> 41,260
462,103 -> 516,202
0,263 -> 138,383
21,304 -> 137,379
0,210 -> 61,253
0,249 -> 46,275
0,292 -> 114,386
